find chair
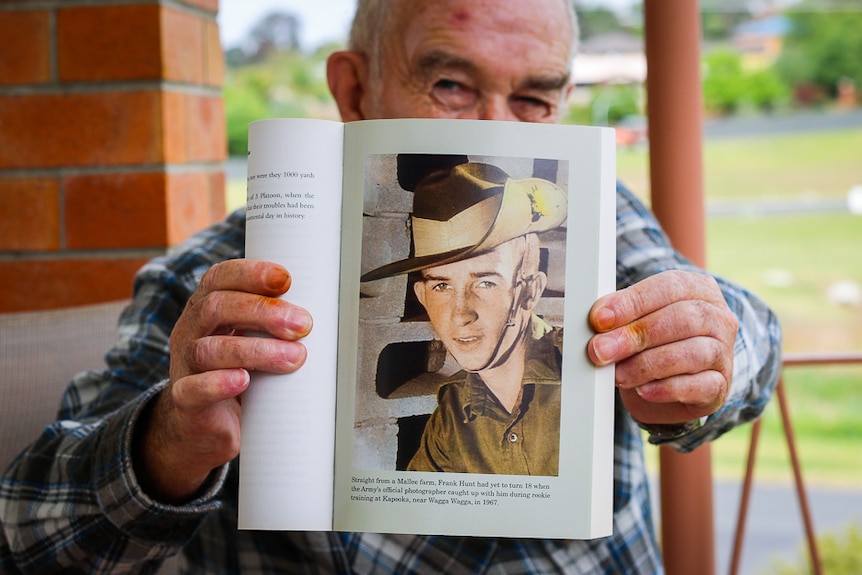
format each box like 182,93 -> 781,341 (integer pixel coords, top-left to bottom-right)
0,300 -> 177,574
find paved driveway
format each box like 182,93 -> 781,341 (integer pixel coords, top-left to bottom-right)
652,478 -> 862,574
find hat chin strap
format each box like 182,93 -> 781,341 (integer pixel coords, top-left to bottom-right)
467,262 -> 530,374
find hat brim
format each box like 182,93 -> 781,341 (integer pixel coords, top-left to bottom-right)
359,246 -> 476,283
360,175 -> 567,282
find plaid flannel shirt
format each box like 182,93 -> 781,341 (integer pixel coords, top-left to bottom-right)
0,183 -> 782,574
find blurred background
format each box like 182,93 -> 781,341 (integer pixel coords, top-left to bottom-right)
217,1 -> 861,573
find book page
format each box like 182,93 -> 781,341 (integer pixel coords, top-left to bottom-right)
333,119 -> 615,539
238,118 -> 344,530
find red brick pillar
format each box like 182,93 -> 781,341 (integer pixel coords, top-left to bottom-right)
0,0 -> 226,312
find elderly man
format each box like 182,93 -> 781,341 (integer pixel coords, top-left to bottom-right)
361,157 -> 568,476
0,0 -> 782,573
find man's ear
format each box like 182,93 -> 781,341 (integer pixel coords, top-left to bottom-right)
558,83 -> 575,121
522,272 -> 548,310
413,279 -> 427,309
327,50 -> 370,122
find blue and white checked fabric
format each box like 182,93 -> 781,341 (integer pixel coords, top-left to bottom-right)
1,184 -> 782,574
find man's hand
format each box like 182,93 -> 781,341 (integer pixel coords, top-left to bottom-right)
587,270 -> 738,426
134,260 -> 312,502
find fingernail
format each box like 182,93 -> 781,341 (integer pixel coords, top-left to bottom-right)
265,267 -> 290,291
635,382 -> 657,398
593,335 -> 618,364
594,306 -> 616,331
285,343 -> 307,366
287,308 -> 313,335
232,369 -> 250,392
238,369 -> 250,389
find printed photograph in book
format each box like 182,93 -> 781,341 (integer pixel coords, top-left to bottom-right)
354,153 -> 570,477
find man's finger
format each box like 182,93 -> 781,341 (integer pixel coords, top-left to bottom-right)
614,336 -> 732,390
619,388 -> 716,425
589,299 -> 736,366
630,371 -> 726,408
590,270 -> 723,333
184,334 -> 309,377
619,370 -> 726,424
184,290 -> 313,342
197,259 -> 292,298
171,368 -> 251,411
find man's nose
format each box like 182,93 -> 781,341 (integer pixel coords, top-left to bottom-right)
451,290 -> 479,324
478,95 -> 519,122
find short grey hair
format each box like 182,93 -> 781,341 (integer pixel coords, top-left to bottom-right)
348,0 -> 393,56
348,0 -> 579,75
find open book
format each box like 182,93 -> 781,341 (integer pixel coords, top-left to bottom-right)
239,118 -> 616,539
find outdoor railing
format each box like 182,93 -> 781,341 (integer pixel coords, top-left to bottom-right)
729,351 -> 862,575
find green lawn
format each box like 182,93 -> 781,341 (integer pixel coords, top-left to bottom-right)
708,213 -> 862,352
708,365 -> 862,486
619,127 -> 862,486
644,365 -> 862,487
618,128 -> 862,354
617,127 -> 862,204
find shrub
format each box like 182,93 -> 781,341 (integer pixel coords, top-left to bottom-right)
761,523 -> 862,575
745,68 -> 790,112
224,80 -> 271,156
703,49 -> 746,115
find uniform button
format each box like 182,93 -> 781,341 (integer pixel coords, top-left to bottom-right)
508,433 -> 518,443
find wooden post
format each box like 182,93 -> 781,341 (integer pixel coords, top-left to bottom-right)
643,1 -> 715,574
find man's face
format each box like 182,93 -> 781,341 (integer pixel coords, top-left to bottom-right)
414,241 -> 525,372
364,0 -> 573,122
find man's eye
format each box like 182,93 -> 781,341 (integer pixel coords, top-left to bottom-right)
476,280 -> 498,290
434,79 -> 462,92
431,282 -> 451,292
511,96 -> 555,121
431,79 -> 476,110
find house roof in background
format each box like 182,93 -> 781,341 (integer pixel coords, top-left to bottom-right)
732,15 -> 792,38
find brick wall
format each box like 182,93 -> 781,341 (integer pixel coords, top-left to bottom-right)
0,0 -> 226,312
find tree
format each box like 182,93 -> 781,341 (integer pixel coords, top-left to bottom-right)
574,3 -> 624,39
744,67 -> 789,112
592,84 -> 641,125
777,5 -> 862,101
703,49 -> 747,115
702,49 -> 789,115
244,11 -> 302,61
700,0 -> 752,41
223,47 -> 338,156
224,72 -> 271,156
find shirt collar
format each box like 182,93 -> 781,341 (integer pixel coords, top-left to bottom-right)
456,322 -> 562,422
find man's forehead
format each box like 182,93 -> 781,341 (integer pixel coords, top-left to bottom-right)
393,0 -> 571,28
421,241 -> 523,278
391,0 -> 573,51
